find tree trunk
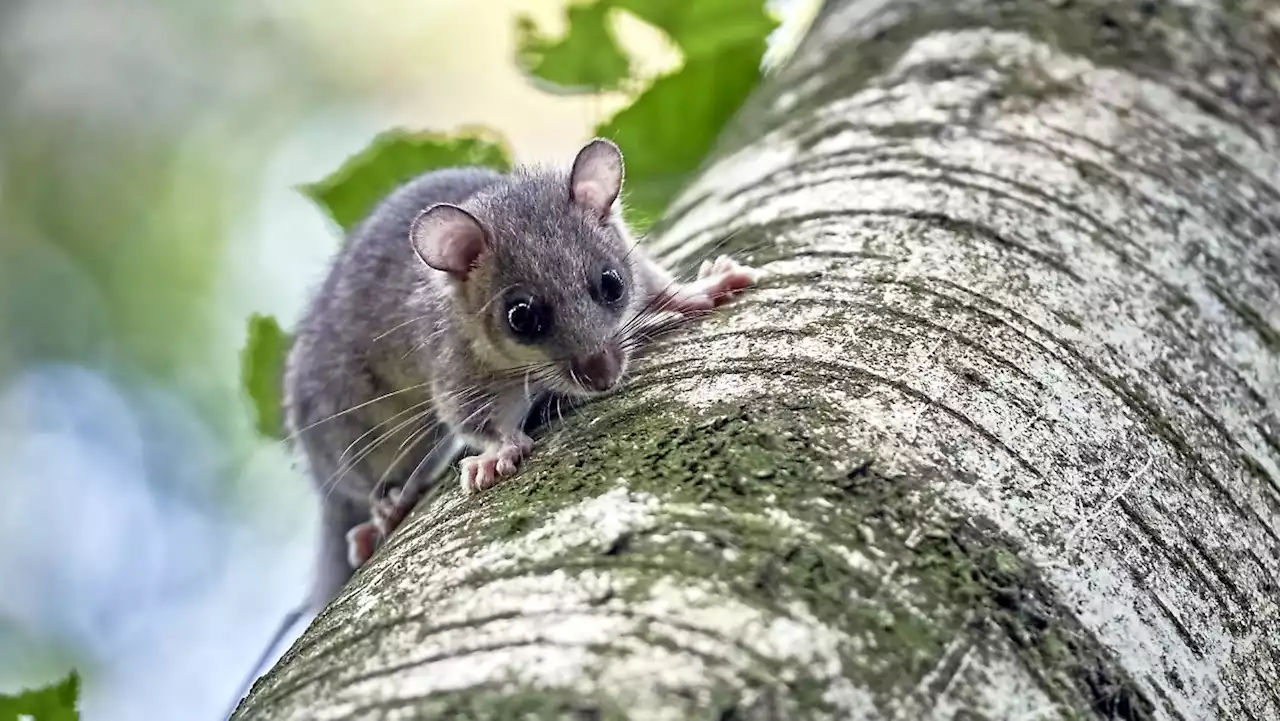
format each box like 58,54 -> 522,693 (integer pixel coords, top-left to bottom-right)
234,0 -> 1280,718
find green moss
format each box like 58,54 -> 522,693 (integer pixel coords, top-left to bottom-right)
388,683 -> 633,720
394,396 -> 1154,717
258,390 -> 1158,718
916,520 -> 1158,720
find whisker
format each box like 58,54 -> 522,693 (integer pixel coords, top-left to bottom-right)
394,426 -> 465,509
663,234 -> 741,275
371,418 -> 441,500
372,314 -> 435,343
400,325 -> 452,361
320,405 -> 438,503
474,283 -> 522,317
668,228 -> 771,277
337,398 -> 435,464
285,383 -> 431,443
492,361 -> 557,382
617,310 -> 717,353
616,298 -> 691,341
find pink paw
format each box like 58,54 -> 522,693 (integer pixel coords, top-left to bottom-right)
460,434 -> 532,493
661,255 -> 762,314
696,254 -> 762,300
345,521 -> 382,568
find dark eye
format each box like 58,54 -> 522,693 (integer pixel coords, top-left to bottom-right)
598,268 -> 625,305
505,296 -> 550,342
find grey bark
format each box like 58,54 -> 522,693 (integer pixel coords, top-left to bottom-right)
233,0 -> 1280,719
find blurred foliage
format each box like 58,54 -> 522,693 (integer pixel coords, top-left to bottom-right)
0,0 -> 331,699
0,124 -> 229,383
516,3 -> 632,93
241,130 -> 514,434
613,0 -> 779,60
0,671 -> 79,721
0,0 -> 323,439
241,0 -> 776,449
302,128 -> 514,235
597,39 -> 768,226
240,314 -> 292,440
516,0 -> 778,223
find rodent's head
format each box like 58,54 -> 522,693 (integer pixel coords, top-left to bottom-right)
410,139 -> 646,398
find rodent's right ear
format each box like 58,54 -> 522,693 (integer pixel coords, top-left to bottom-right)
409,204 -> 489,277
570,138 -> 624,219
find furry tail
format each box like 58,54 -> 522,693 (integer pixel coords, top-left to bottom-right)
221,605 -> 307,720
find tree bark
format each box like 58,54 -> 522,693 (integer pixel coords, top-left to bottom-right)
234,0 -> 1280,719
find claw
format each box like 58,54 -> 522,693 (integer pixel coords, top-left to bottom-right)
460,453 -> 498,492
371,492 -> 403,536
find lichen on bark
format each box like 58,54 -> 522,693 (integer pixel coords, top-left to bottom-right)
234,1 -> 1280,719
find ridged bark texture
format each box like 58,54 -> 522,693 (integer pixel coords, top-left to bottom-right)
234,0 -> 1280,719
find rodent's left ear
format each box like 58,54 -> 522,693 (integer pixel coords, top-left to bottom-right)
570,138 -> 624,218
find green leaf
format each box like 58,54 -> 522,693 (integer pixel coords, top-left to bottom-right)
240,313 -> 292,440
512,0 -> 778,225
510,0 -> 780,226
515,2 -> 631,94
600,32 -> 772,226
301,128 -> 512,234
514,0 -> 776,94
0,671 -> 80,721
613,0 -> 778,60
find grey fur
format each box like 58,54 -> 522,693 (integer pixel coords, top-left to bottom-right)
283,150 -> 672,606
226,142 -> 760,719
284,167 -> 500,604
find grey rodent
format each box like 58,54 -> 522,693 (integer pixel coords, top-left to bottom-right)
223,139 -> 759,718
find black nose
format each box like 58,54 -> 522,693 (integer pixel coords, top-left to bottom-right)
571,347 -> 621,392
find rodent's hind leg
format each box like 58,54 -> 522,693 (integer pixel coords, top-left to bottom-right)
342,486 -> 403,568
312,493 -> 373,603
342,484 -> 403,567
344,428 -> 467,564
345,521 -> 381,568
370,486 -> 402,534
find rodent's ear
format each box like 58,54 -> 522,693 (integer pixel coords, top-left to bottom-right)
409,204 -> 488,277
570,138 -> 624,218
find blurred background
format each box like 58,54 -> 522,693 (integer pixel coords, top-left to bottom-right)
0,0 -> 814,718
